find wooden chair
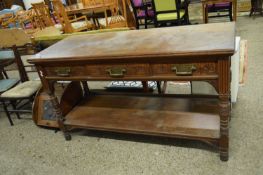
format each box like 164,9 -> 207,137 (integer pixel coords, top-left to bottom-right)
52,0 -> 94,33
130,0 -> 155,29
0,45 -> 41,126
98,0 -> 128,28
15,10 -> 39,30
206,2 -> 233,21
0,50 -> 20,108
152,0 -> 189,27
31,2 -> 54,29
0,29 -> 41,125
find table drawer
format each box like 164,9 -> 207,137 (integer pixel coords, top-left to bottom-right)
151,62 -> 218,76
44,64 -> 150,78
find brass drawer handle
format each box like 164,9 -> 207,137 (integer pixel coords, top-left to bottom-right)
171,64 -> 196,76
55,67 -> 71,77
106,67 -> 126,78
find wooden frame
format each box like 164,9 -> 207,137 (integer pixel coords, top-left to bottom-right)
201,0 -> 237,23
31,2 -> 54,29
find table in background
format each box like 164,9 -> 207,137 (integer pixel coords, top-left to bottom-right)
66,2 -> 115,15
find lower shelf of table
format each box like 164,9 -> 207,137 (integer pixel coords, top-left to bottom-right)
64,95 -> 220,139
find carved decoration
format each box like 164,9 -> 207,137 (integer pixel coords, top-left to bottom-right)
204,80 -> 218,92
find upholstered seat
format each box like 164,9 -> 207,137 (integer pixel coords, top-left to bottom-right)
206,2 -> 233,21
98,15 -> 125,28
137,9 -> 155,18
157,11 -> 185,21
0,79 -> 19,93
152,0 -> 189,26
55,20 -> 93,31
1,80 -> 41,98
207,2 -> 231,8
71,21 -> 93,30
54,23 -> 63,31
0,50 -> 14,59
131,0 -> 155,29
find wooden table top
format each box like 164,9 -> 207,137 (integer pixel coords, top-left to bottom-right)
29,22 -> 236,63
65,2 -> 115,14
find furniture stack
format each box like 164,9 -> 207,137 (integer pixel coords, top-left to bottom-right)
0,0 -> 134,33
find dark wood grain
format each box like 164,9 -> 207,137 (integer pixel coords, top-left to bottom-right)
60,81 -> 83,116
28,22 -> 235,63
65,95 -> 220,139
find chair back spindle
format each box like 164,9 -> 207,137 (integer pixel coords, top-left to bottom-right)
31,2 -> 54,29
12,45 -> 29,83
52,0 -> 75,33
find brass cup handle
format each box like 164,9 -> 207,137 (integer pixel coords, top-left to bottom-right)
55,67 -> 71,77
106,68 -> 126,78
171,64 -> 196,76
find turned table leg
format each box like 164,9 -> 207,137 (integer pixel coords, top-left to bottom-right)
202,2 -> 206,23
219,94 -> 230,161
50,94 -> 71,141
218,58 -> 231,161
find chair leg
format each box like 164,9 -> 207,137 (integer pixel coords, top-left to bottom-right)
229,4 -> 233,21
142,81 -> 149,92
136,20 -> 140,29
145,18 -> 147,29
161,81 -> 167,94
157,81 -> 161,94
190,81 -> 193,94
2,101 -> 14,126
10,100 -> 21,119
154,19 -> 158,28
3,69 -> 9,79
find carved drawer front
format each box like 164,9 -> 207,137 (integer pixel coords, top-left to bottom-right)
84,64 -> 150,78
151,62 -> 217,76
44,66 -> 85,77
44,64 -> 150,78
